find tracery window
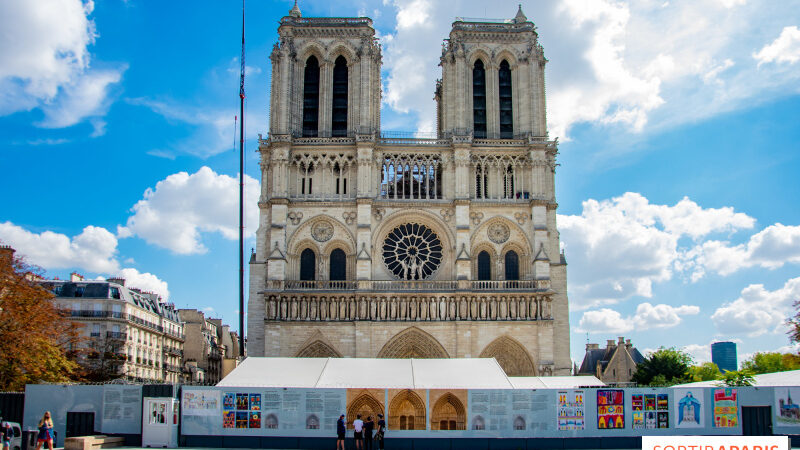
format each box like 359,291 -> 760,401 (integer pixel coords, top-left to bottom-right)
329,248 -> 346,281
475,163 -> 488,199
503,165 -> 515,199
382,223 -> 443,280
302,56 -> 320,137
380,154 -> 442,199
505,250 -> 519,281
332,56 -> 348,136
499,60 -> 513,138
300,248 -> 316,281
473,59 -> 487,138
477,251 -> 491,281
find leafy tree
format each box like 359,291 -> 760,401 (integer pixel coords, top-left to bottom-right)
631,347 -> 694,386
689,362 -> 723,381
0,247 -> 82,390
721,369 -> 755,386
741,352 -> 800,374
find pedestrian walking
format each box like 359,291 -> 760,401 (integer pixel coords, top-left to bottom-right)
36,412 -> 54,450
364,416 -> 374,450
376,413 -> 386,450
336,414 -> 346,450
353,414 -> 364,450
1,421 -> 12,450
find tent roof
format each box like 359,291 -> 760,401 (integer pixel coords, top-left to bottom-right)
217,357 -> 603,389
673,369 -> 800,387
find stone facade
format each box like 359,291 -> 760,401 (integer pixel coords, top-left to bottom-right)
179,309 -> 240,384
248,5 -> 571,376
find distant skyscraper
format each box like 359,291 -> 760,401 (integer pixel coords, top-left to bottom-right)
712,341 -> 737,372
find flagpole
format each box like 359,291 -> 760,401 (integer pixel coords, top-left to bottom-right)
238,0 -> 246,358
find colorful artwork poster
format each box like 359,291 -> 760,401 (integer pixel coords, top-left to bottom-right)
557,390 -> 585,431
775,388 -> 800,425
597,390 -> 624,429
249,394 -> 261,411
223,393 -> 235,410
675,389 -> 703,428
222,411 -> 235,428
236,393 -> 249,410
632,393 -> 669,429
249,411 -> 261,428
236,411 -> 249,428
713,388 -> 738,428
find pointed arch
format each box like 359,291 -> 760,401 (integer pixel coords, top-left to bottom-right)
295,340 -> 342,358
477,250 -> 492,281
431,393 -> 466,430
389,390 -> 426,430
378,327 -> 449,359
302,55 -> 320,137
504,250 -> 519,281
498,59 -> 513,138
480,335 -> 536,376
332,55 -> 348,137
472,59 -> 487,138
300,248 -> 316,281
347,392 -> 384,427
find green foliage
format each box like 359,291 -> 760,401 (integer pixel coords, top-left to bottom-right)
741,352 -> 800,374
632,347 -> 694,386
721,369 -> 755,386
689,362 -> 723,381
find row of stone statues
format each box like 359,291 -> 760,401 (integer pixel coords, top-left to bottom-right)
265,294 -> 553,321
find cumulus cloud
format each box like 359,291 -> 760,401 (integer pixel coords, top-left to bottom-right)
0,0 -> 123,130
753,26 -> 800,67
577,302 -> 699,334
114,268 -> 170,301
691,223 -> 800,277
711,277 -> 800,337
119,166 -> 260,254
558,192 -> 753,308
0,222 -> 119,273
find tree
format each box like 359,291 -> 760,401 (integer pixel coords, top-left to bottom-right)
741,352 -> 800,374
0,247 -> 82,390
81,335 -> 128,382
631,347 -> 693,386
689,362 -> 722,382
721,369 -> 755,387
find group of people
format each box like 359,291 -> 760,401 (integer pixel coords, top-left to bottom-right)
0,412 -> 54,450
337,414 -> 385,450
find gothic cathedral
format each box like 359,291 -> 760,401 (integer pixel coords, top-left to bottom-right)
248,4 -> 571,376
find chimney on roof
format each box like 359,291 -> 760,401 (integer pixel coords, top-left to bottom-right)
70,272 -> 84,282
586,342 -> 599,350
607,339 -> 616,348
0,245 -> 15,266
107,277 -> 126,286
618,336 -> 625,345
625,339 -> 632,349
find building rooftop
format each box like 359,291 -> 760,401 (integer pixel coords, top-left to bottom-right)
673,369 -> 800,387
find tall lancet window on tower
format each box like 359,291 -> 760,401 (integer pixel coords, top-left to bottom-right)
473,60 -> 487,138
498,60 -> 513,138
332,56 -> 348,137
302,56 -> 320,137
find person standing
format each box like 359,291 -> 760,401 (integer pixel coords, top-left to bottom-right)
353,414 -> 364,450
336,415 -> 346,450
376,414 -> 386,450
1,421 -> 12,450
36,412 -> 54,450
364,416 -> 374,450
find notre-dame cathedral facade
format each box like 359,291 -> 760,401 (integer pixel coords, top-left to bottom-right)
247,4 -> 571,376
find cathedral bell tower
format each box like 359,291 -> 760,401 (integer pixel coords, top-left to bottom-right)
249,5 -> 571,378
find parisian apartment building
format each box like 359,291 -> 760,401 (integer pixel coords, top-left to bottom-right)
178,309 -> 241,384
41,273 -> 186,383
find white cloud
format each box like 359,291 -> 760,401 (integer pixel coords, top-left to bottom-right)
119,166 -> 260,254
0,0 -> 123,131
115,267 -> 170,301
711,277 -> 800,337
693,223 -> 800,277
576,308 -> 634,334
558,192 -> 753,308
577,302 -> 699,334
0,222 -> 119,273
754,26 -> 800,66
682,343 -> 711,363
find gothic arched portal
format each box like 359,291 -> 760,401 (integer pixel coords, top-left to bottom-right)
389,390 -> 426,430
431,393 -> 466,430
347,393 -> 383,427
479,335 -> 536,376
378,327 -> 449,359
295,340 -> 342,358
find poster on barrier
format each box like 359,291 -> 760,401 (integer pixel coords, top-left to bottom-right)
713,388 -> 738,428
775,388 -> 800,425
557,390 -> 584,431
632,393 -> 669,429
675,389 -> 703,428
182,390 -> 220,417
597,390 -> 624,429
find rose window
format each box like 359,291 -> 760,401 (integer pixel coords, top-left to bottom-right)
382,223 -> 443,280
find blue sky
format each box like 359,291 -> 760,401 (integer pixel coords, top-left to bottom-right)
1,0 -> 799,367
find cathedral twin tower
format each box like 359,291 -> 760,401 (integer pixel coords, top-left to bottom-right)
248,4 -> 572,376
